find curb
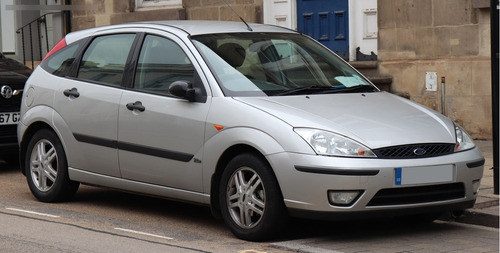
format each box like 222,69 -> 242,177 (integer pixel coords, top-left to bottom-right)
455,210 -> 499,228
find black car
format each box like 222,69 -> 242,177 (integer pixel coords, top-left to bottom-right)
0,52 -> 32,163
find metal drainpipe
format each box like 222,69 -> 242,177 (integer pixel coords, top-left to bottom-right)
441,77 -> 446,115
491,0 -> 499,195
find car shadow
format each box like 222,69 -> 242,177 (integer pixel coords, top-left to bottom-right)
0,159 -> 20,173
70,185 -> 224,230
68,184 -> 465,243
277,215 -> 468,242
4,163 -> 474,243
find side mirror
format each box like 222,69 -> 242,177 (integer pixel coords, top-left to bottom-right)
169,80 -> 196,102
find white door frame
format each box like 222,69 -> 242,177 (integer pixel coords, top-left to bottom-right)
263,0 -> 378,62
1,0 -> 16,53
263,0 -> 297,30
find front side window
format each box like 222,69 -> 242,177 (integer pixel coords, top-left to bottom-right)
134,35 -> 194,95
192,33 -> 375,97
77,34 -> 136,86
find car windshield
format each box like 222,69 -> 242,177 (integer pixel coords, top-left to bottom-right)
192,33 -> 376,97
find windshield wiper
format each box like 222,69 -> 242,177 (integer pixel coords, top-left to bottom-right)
272,85 -> 378,96
272,86 -> 333,96
322,85 -> 378,94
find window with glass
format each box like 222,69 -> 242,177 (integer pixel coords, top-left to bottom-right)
134,35 -> 194,95
192,33 -> 376,97
77,34 -> 136,86
136,0 -> 182,9
41,40 -> 84,77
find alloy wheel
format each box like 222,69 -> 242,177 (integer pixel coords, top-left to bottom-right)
226,167 -> 266,229
29,139 -> 58,192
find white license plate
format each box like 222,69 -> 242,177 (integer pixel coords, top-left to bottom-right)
0,112 -> 20,125
395,165 -> 454,186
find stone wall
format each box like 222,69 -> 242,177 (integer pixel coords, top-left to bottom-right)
183,0 -> 263,23
70,0 -> 263,32
378,0 -> 492,139
70,0 -> 186,31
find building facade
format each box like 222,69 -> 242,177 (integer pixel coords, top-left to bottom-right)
377,0 -> 492,139
70,0 -> 263,31
2,0 -> 493,139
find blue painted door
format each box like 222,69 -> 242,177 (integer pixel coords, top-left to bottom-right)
297,0 -> 349,59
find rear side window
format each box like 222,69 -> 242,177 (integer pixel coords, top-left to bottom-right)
77,34 -> 135,86
41,40 -> 83,77
134,35 -> 194,94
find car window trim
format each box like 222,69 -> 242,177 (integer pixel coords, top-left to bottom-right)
122,32 -> 145,89
66,37 -> 92,78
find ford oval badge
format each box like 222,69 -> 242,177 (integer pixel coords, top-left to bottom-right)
413,148 -> 427,156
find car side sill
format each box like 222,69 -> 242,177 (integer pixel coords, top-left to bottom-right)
68,167 -> 211,205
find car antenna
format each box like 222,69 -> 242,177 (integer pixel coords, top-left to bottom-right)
222,0 -> 253,31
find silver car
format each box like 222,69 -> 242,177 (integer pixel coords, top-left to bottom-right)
18,21 -> 484,241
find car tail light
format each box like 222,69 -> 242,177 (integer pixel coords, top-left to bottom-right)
41,37 -> 67,62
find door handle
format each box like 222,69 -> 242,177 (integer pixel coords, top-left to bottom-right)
126,101 -> 145,112
63,88 -> 80,98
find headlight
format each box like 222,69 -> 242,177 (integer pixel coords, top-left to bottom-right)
294,128 -> 376,157
454,123 -> 475,152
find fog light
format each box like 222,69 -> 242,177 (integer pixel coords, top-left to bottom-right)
328,190 -> 362,206
472,179 -> 481,195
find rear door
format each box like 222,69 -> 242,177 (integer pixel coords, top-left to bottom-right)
54,33 -> 137,177
117,31 -> 210,192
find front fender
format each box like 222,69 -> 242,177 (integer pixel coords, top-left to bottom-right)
202,127 -> 286,193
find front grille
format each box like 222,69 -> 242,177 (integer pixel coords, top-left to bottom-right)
0,81 -> 24,111
367,183 -> 465,206
373,143 -> 455,159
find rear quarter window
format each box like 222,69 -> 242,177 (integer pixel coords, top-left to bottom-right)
41,40 -> 84,77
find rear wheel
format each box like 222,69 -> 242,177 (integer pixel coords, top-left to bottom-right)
25,129 -> 79,202
219,153 -> 287,241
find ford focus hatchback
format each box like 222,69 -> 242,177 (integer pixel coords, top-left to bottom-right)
18,21 -> 484,241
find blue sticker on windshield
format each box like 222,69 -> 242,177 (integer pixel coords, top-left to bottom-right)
395,168 -> 402,185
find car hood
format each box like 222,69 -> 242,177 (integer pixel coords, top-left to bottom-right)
0,58 -> 32,78
0,70 -> 30,87
235,92 -> 456,148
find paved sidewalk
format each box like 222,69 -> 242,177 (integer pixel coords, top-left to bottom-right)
457,140 -> 499,228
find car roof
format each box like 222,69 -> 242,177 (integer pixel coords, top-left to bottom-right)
65,20 -> 297,44
145,20 -> 296,35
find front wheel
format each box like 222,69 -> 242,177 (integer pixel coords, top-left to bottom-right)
219,153 -> 287,241
25,129 -> 79,202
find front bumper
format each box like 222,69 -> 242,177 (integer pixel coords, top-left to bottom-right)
269,147 -> 484,218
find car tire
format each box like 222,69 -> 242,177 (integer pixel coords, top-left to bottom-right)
25,129 -> 79,202
219,153 -> 287,241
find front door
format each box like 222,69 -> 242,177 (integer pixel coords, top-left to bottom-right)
117,32 -> 209,192
297,0 -> 349,59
